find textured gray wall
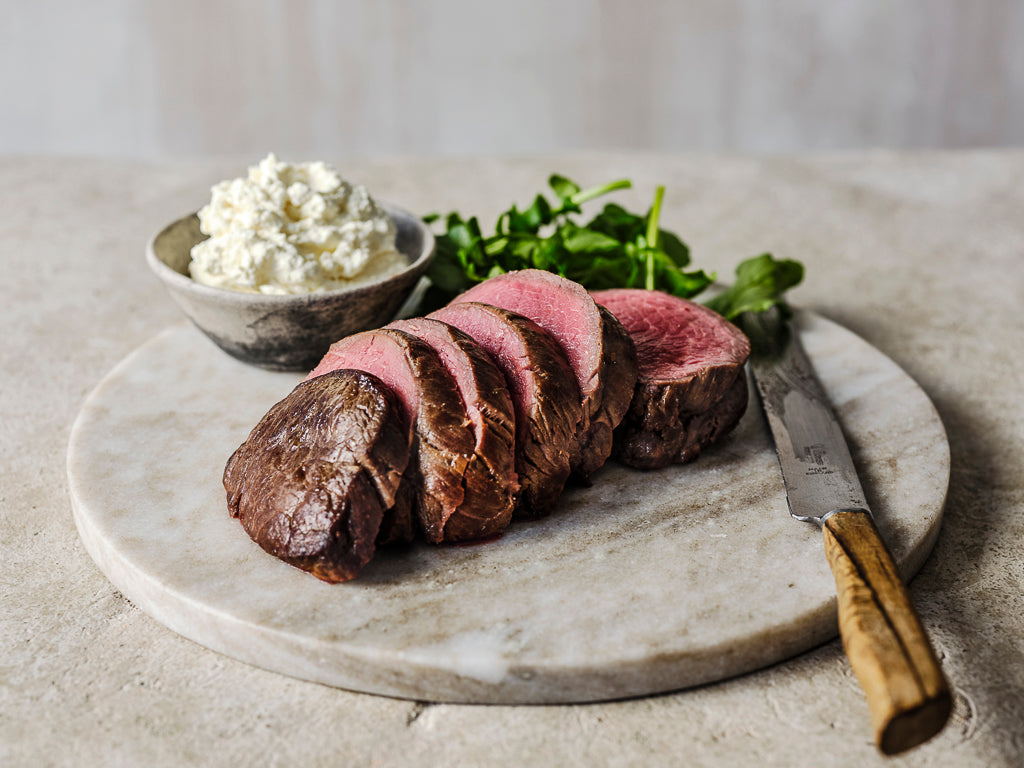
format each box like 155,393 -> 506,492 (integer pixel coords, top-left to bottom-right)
4,0 -> 1022,158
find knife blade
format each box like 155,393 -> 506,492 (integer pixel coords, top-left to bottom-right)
739,307 -> 951,755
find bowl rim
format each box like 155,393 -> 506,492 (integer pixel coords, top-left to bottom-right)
145,202 -> 435,304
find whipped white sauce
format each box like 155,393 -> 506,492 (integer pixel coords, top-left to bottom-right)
188,153 -> 405,295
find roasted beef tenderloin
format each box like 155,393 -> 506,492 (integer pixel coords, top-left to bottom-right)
387,317 -> 518,540
428,302 -> 582,517
307,328 -> 480,544
452,269 -> 638,478
592,289 -> 751,469
223,369 -> 411,583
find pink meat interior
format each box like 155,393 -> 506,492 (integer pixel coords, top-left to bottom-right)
593,288 -> 750,381
388,318 -> 486,444
458,271 -> 599,397
307,331 -> 419,426
428,304 -> 531,437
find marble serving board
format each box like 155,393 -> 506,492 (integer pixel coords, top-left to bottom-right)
67,312 -> 949,704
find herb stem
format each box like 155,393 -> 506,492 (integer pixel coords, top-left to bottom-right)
644,185 -> 665,290
571,178 -> 632,206
646,185 -> 665,247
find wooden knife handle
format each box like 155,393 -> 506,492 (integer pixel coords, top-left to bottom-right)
822,509 -> 951,755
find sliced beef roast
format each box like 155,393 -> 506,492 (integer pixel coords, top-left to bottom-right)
387,317 -> 518,540
306,328 -> 478,544
375,474 -> 416,547
223,369 -> 411,583
428,302 -> 582,517
672,371 -> 749,463
452,269 -> 638,478
592,288 -> 751,469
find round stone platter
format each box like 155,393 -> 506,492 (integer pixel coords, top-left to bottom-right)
67,311 -> 949,704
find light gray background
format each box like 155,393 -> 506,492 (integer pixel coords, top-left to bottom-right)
5,0 -> 1023,158
4,3 -> 1024,764
3,150 -> 1023,768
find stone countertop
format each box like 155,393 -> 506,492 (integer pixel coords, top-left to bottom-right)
1,152 -> 1021,767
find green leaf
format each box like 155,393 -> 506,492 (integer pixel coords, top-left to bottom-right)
504,206 -> 530,234
446,221 -> 478,251
704,253 -> 804,319
658,230 -> 690,267
662,265 -> 714,298
508,236 -> 538,264
503,194 -> 555,234
531,235 -> 565,272
549,174 -> 580,202
560,224 -> 622,254
525,194 -> 554,229
563,250 -> 634,289
586,203 -> 645,243
484,237 -> 508,256
464,257 -> 491,283
417,282 -> 456,314
426,241 -> 472,294
494,211 -> 511,236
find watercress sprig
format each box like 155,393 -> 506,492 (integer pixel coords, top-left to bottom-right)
418,174 -> 802,319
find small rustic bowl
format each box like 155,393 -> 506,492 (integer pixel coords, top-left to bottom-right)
146,204 -> 434,372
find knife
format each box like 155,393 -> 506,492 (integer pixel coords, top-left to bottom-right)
738,307 -> 951,755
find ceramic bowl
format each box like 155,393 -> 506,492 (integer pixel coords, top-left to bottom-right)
146,205 -> 434,372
